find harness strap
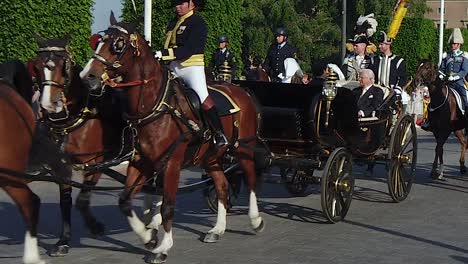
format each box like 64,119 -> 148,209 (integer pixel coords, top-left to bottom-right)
104,76 -> 157,88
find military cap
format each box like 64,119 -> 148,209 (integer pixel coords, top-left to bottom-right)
275,27 -> 288,37
218,35 -> 228,43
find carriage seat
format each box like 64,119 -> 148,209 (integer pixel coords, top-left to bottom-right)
358,85 -> 393,122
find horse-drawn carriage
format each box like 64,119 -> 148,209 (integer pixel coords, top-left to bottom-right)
205,72 -> 417,223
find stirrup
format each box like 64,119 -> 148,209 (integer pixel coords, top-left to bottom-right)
420,121 -> 431,132
213,132 -> 228,148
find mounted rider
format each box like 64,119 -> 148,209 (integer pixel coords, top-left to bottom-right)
263,27 -> 298,82
423,28 -> 468,131
371,31 -> 408,99
154,0 -> 228,147
440,28 -> 468,112
211,35 -> 237,80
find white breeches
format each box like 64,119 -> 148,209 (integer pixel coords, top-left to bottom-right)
169,61 -> 209,103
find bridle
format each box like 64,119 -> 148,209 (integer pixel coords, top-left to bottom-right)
37,46 -> 75,121
91,25 -> 157,89
416,61 -> 449,113
37,46 -> 96,133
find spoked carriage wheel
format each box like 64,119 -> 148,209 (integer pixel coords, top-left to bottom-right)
280,168 -> 309,196
320,147 -> 354,223
387,114 -> 417,202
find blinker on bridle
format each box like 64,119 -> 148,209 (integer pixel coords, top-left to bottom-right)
92,25 -> 143,88
37,46 -> 74,91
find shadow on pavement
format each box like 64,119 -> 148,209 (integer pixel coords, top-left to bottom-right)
344,219 -> 468,255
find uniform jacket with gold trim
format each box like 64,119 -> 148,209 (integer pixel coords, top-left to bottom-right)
263,42 -> 297,81
342,54 -> 373,81
439,50 -> 468,89
161,11 -> 207,66
370,54 -> 407,91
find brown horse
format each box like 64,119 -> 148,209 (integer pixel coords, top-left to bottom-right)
0,85 -> 39,264
80,14 -> 264,263
414,60 -> 467,179
32,35 -> 125,256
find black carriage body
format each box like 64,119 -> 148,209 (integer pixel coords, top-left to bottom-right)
234,80 -> 393,159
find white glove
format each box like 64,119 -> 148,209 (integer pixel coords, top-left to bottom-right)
358,110 -> 365,117
448,75 -> 460,81
438,74 -> 445,80
277,73 -> 285,79
154,51 -> 162,60
327,64 -> 345,80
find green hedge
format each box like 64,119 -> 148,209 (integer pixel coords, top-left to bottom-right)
0,0 -> 93,65
122,0 -> 244,75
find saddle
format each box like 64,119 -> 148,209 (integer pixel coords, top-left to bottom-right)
174,78 -> 240,118
447,88 -> 465,115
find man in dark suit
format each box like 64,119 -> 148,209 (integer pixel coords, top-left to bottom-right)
263,27 -> 297,82
353,69 -> 384,117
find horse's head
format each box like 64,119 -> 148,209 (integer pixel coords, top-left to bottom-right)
80,12 -> 155,95
414,60 -> 438,87
33,34 -> 82,119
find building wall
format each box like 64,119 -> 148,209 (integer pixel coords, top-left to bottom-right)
426,0 -> 468,28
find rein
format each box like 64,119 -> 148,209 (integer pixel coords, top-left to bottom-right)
428,86 -> 448,112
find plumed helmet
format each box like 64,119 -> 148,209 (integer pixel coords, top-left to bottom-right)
355,13 -> 378,38
172,0 -> 205,8
448,28 -> 464,44
275,27 -> 288,37
218,35 -> 228,43
89,34 -> 102,51
376,31 -> 393,44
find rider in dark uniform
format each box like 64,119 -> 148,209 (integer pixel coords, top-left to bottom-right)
370,31 -> 408,99
211,35 -> 237,79
263,27 -> 297,82
155,0 -> 227,147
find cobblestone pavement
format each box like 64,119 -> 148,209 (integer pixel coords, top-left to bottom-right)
1,129 -> 468,264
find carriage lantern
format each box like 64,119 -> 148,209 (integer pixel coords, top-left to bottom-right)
322,68 -> 339,127
216,61 -> 232,83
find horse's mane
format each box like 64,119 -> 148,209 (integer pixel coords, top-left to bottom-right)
0,60 -> 33,105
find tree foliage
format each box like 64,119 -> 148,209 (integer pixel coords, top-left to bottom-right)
242,0 -> 341,72
0,0 -> 93,65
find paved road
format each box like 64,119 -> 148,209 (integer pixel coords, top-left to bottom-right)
1,128 -> 468,264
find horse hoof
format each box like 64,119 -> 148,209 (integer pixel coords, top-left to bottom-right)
89,221 -> 105,238
253,219 -> 265,233
203,232 -> 221,243
145,229 -> 159,250
48,244 -> 70,257
145,253 -> 168,264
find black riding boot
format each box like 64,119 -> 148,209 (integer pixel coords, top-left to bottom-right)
203,106 -> 228,148
421,119 -> 431,132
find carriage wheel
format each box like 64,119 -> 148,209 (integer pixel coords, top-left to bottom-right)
387,114 -> 417,202
281,169 -> 309,196
321,147 -> 354,223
